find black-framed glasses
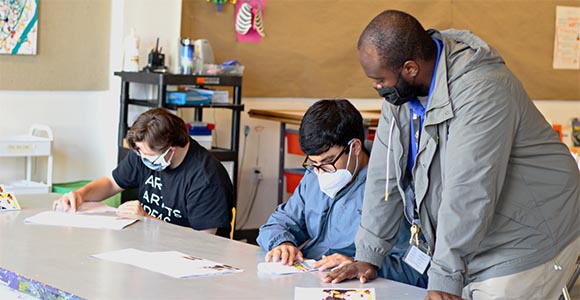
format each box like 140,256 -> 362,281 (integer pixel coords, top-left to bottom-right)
302,146 -> 349,173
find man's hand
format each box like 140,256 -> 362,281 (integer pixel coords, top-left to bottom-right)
116,200 -> 147,218
265,242 -> 303,265
313,254 -> 354,271
425,290 -> 463,300
321,261 -> 377,284
52,191 -> 84,212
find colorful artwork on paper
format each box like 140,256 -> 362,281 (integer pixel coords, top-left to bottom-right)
0,0 -> 38,55
0,192 -> 21,211
0,268 -> 84,300
294,287 -> 376,300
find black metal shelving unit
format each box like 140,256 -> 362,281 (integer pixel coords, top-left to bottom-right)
114,71 -> 244,207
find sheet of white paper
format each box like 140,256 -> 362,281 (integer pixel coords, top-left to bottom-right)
257,259 -> 317,275
294,287 -> 376,300
75,202 -> 117,214
24,211 -> 137,230
91,248 -> 243,278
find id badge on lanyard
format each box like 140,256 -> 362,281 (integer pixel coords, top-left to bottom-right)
403,223 -> 431,275
401,179 -> 430,274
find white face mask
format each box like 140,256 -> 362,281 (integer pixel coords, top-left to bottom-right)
317,141 -> 358,199
140,147 -> 174,171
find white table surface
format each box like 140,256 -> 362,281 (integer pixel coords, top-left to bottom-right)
0,193 -> 427,299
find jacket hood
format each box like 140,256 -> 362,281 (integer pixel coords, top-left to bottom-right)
429,29 -> 505,84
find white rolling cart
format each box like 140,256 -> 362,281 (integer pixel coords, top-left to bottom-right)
0,124 -> 53,194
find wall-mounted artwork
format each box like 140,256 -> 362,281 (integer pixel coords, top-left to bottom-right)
0,0 -> 38,55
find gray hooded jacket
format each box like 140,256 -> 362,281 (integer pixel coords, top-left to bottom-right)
355,29 -> 580,295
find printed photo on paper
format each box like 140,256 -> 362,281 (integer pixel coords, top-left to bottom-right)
294,287 -> 376,300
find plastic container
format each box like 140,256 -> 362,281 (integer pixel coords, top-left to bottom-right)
166,91 -> 211,105
52,181 -> 121,208
285,129 -> 304,155
191,135 -> 212,150
187,121 -> 214,134
185,88 -> 229,104
220,64 -> 244,75
201,64 -> 222,75
188,122 -> 213,150
284,168 -> 305,194
201,64 -> 244,76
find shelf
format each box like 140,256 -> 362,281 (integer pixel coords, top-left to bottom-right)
115,71 -> 242,208
165,103 -> 245,111
0,125 -> 54,195
209,148 -> 237,161
114,71 -> 242,86
0,135 -> 52,157
127,100 -> 160,108
3,180 -> 50,194
127,99 -> 244,110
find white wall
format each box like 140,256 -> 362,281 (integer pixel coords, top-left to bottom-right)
0,0 -> 181,184
122,0 -> 183,75
0,1 -> 578,230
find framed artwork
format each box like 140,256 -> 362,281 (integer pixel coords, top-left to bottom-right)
0,0 -> 38,55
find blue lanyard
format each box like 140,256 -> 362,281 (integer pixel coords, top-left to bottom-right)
407,38 -> 443,174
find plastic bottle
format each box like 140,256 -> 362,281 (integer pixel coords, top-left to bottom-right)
180,38 -> 194,75
123,28 -> 140,72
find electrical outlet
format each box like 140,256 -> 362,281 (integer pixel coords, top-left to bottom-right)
251,166 -> 263,183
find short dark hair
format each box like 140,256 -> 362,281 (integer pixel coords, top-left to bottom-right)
358,10 -> 436,71
126,108 -> 190,152
299,99 -> 365,156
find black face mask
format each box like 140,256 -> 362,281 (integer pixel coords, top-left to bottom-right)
376,72 -> 418,106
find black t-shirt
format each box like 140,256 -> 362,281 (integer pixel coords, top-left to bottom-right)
112,138 -> 233,237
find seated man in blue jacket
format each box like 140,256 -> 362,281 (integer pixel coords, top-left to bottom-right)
257,99 -> 427,287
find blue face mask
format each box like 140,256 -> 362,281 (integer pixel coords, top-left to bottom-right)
139,147 -> 174,171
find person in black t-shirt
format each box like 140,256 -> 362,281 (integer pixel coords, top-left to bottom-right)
52,108 -> 234,237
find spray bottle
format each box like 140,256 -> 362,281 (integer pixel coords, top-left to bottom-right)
123,28 -> 140,72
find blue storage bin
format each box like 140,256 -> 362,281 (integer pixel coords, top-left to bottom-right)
166,91 -> 211,105
189,128 -> 212,136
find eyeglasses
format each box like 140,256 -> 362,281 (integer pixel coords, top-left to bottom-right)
138,147 -> 171,164
302,146 -> 349,173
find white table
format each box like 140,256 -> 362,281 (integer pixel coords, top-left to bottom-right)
0,194 -> 427,299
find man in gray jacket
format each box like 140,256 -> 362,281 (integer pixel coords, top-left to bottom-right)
323,10 -> 580,300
